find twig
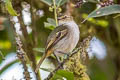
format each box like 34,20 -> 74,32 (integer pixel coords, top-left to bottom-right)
45,36 -> 92,80
30,0 -> 38,47
53,0 -> 58,26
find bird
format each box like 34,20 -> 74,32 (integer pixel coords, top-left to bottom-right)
35,14 -> 80,73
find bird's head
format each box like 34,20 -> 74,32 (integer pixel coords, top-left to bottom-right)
57,14 -> 73,25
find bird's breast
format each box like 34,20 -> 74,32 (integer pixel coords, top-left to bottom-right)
54,21 -> 80,56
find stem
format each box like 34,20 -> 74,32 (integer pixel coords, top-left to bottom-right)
30,0 -> 41,80
30,0 -> 38,47
53,0 -> 58,26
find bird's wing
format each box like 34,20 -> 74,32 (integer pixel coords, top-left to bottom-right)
45,24 -> 68,56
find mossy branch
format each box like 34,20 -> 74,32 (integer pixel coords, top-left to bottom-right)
45,36 -> 92,80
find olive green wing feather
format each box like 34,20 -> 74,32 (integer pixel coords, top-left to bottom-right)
45,24 -> 68,53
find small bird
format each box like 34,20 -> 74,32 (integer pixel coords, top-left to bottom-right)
35,14 -> 80,73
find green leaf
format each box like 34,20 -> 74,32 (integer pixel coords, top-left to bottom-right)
40,68 -> 53,72
56,0 -> 68,7
44,22 -> 56,30
41,0 -> 68,6
82,14 -> 109,27
0,60 -> 18,74
5,0 -> 18,16
0,51 -> 5,60
45,18 -> 56,30
83,5 -> 120,22
51,70 -> 74,80
41,0 -> 52,6
51,74 -> 63,80
47,18 -> 56,26
33,48 -> 45,53
56,0 -> 63,7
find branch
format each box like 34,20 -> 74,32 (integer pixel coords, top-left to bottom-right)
17,7 -> 41,80
10,1 -> 41,79
45,36 -> 92,80
10,18 -> 31,79
30,0 -> 38,47
17,6 -> 37,70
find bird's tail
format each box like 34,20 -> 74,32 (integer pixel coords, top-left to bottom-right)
35,54 -> 47,73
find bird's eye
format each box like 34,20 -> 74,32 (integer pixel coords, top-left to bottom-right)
57,15 -> 70,20
64,15 -> 67,18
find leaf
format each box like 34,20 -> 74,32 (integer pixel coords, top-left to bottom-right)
44,22 -> 56,30
0,60 -> 18,74
0,51 -> 5,60
33,48 -> 45,53
56,0 -> 68,7
41,0 -> 68,6
82,13 -> 109,27
47,18 -> 56,26
51,74 -> 63,80
56,0 -> 63,7
51,70 -> 74,80
41,0 -> 52,6
5,0 -> 18,16
40,68 -> 53,72
46,18 -> 56,30
83,5 -> 120,22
